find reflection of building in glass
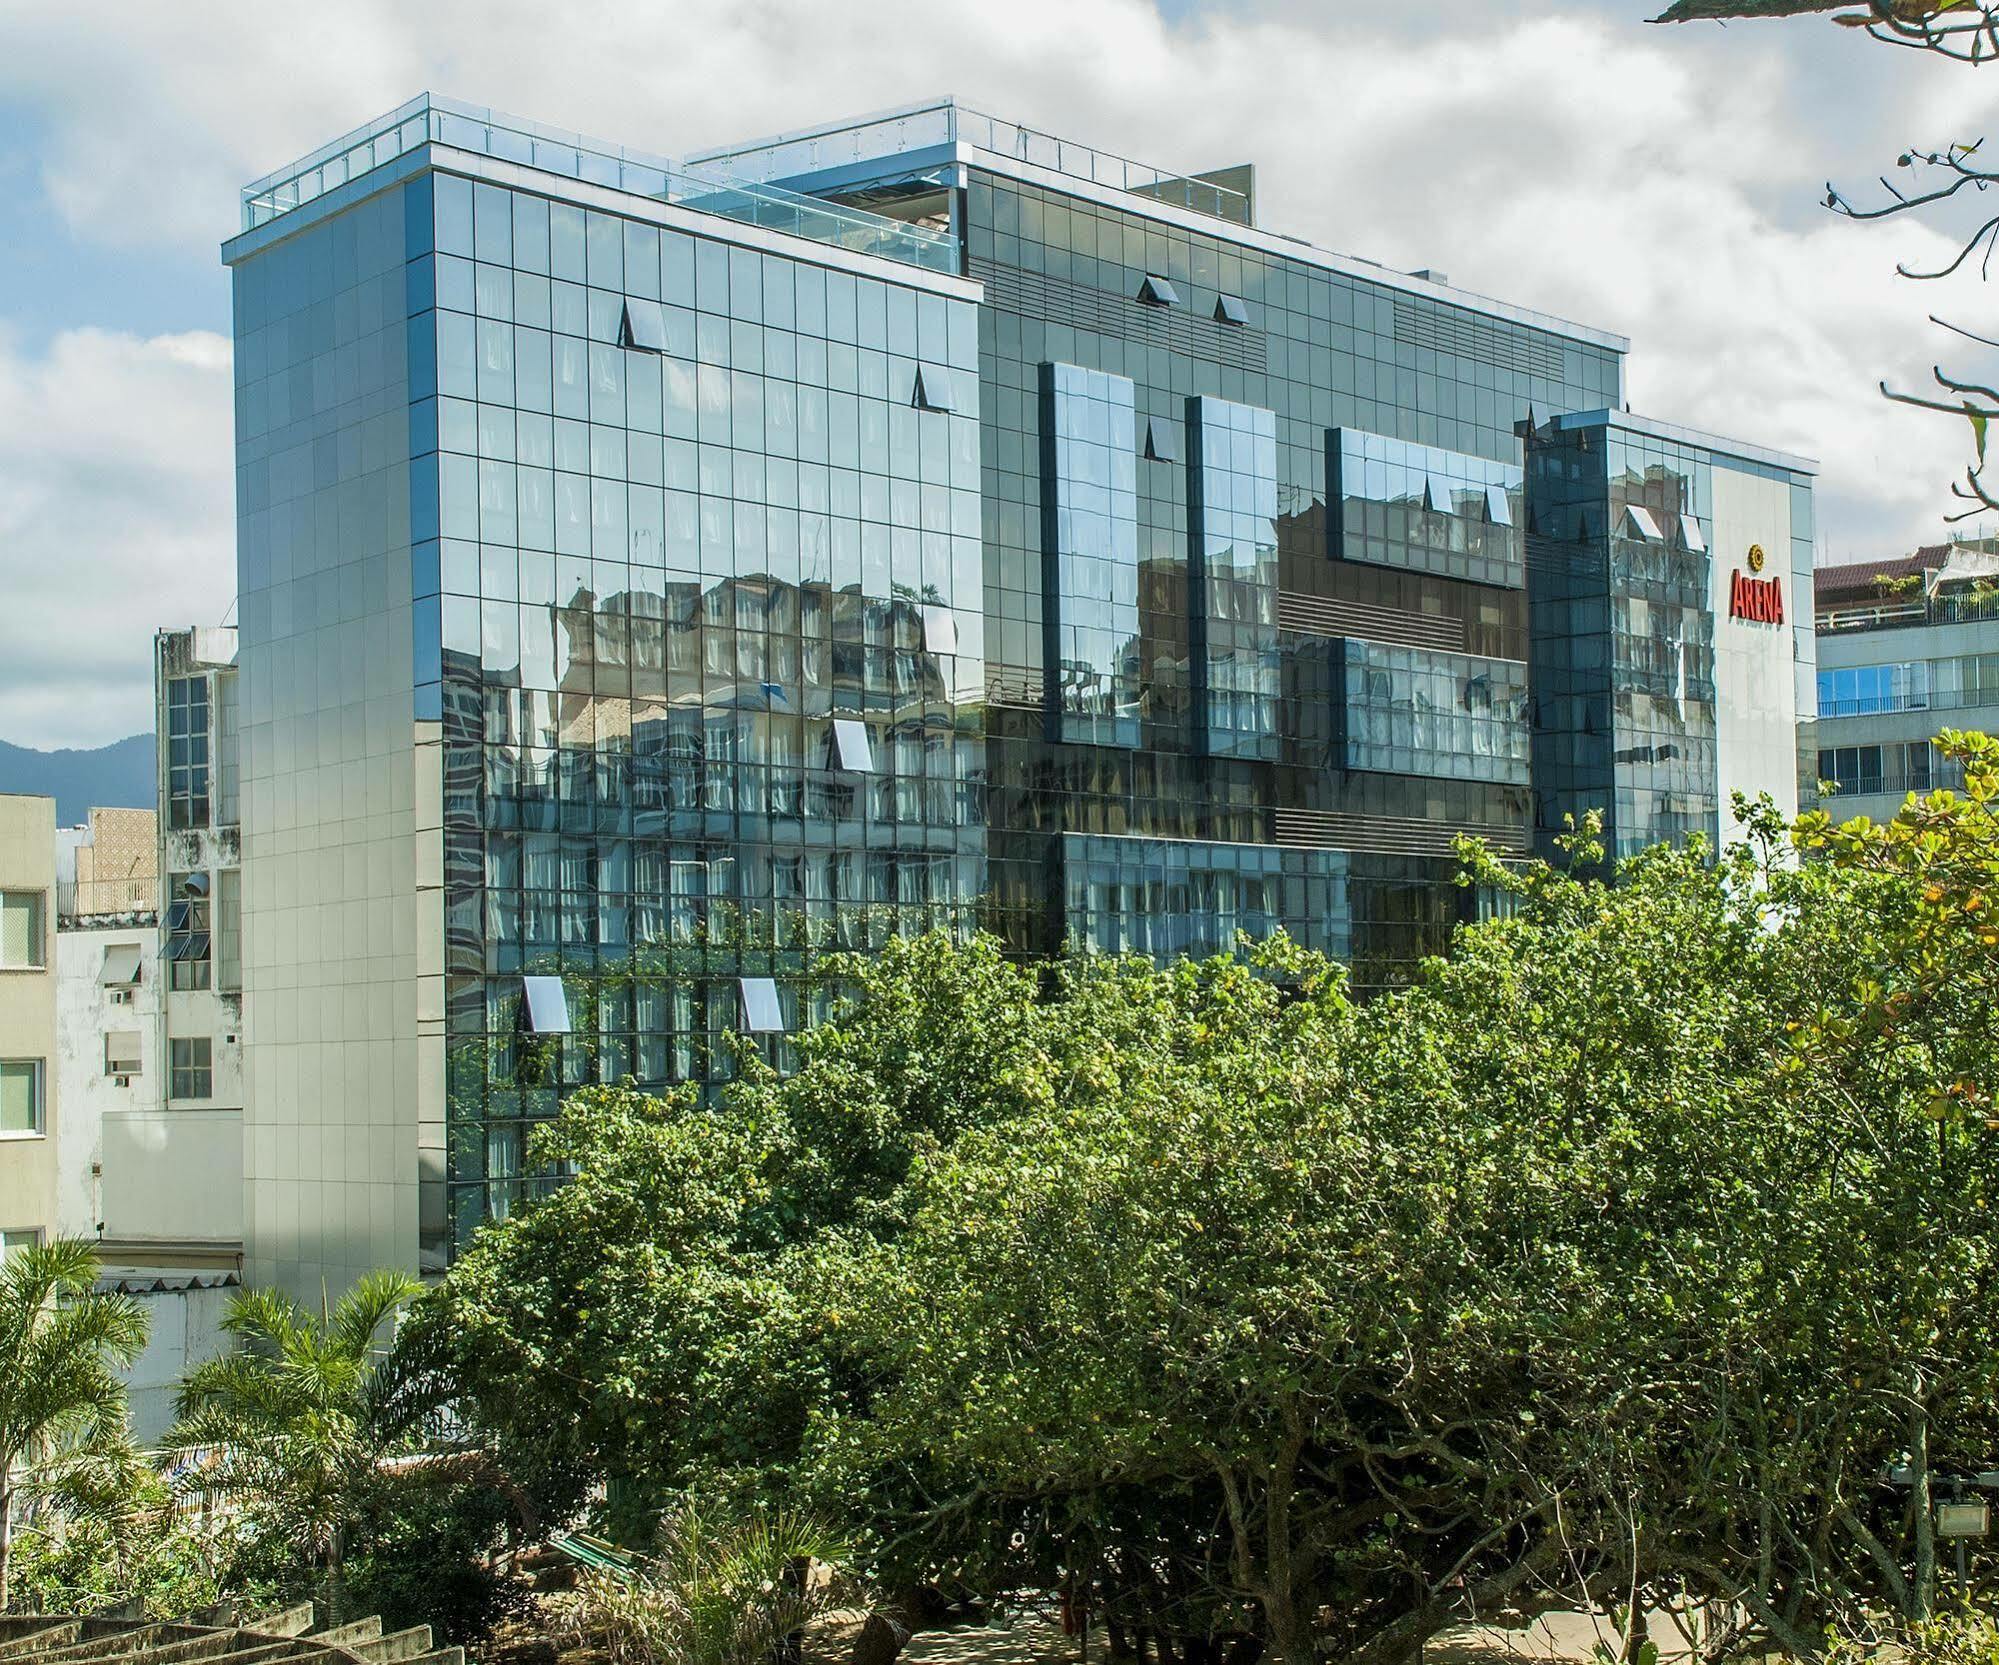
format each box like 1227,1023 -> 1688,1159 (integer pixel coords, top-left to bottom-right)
226,95 -> 1818,1294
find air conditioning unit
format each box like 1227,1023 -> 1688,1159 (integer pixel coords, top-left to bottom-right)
109,990 -> 132,1006
113,1074 -> 132,1089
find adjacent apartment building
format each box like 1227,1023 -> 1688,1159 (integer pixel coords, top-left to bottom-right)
1813,541 -> 1998,820
49,630 -> 247,1276
223,94 -> 1817,1294
0,794 -> 57,1252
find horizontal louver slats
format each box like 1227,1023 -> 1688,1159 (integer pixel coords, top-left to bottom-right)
1393,300 -> 1569,381
1274,807 -> 1531,858
1277,591 -> 1467,653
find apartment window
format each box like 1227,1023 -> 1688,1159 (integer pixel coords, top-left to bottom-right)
165,871 -> 212,991
0,1059 -> 45,1136
0,1229 -> 41,1259
167,675 -> 211,830
0,891 -> 44,969
105,1032 -> 143,1077
170,1037 -> 212,1101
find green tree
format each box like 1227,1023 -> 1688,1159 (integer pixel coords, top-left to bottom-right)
169,1271 -> 420,1603
431,749 -> 1999,1664
0,1238 -> 149,1611
426,932 -> 1050,1534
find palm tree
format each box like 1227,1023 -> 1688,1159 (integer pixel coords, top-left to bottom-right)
168,1271 -> 420,1603
0,1238 -> 150,1610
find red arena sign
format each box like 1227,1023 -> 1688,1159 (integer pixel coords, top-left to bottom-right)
1730,544 -> 1784,625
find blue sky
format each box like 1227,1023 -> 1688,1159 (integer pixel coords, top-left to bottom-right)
0,0 -> 1992,748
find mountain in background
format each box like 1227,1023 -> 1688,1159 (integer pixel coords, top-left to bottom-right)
0,734 -> 156,825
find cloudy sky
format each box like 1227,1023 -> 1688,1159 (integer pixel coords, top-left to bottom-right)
0,0 -> 1993,749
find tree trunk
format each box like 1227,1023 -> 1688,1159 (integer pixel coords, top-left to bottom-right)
1260,1426 -> 1312,1665
0,1465 -> 13,1614
1910,1385 -> 1936,1623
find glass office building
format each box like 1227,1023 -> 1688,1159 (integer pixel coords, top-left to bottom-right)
226,95 -> 1816,1291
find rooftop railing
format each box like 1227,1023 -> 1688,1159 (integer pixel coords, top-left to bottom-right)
689,98 -> 1253,227
239,94 -> 960,276
1817,587 -> 1999,634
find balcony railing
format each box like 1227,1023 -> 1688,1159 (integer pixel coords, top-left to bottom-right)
240,94 -> 960,276
688,98 -> 1254,226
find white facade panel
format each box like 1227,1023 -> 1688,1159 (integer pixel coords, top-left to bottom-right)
1709,466 -> 1802,843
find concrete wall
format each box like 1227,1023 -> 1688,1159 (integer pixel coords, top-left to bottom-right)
1710,466 -> 1804,842
0,794 -> 58,1242
55,923 -> 243,1255
54,923 -> 161,1237
101,1111 -> 243,1248
115,1280 -> 236,1447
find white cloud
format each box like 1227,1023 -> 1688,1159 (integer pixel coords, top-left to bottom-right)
0,0 -> 1994,742
0,325 -> 234,749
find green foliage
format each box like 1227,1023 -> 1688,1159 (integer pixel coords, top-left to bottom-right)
434,739 -> 1999,1665
425,932 -> 1049,1534
3,1509 -> 251,1620
0,1238 -> 150,1611
169,1271 -> 422,1586
342,1479 -> 525,1645
568,1507 -> 851,1665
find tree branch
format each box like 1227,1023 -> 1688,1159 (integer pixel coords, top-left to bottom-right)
1653,0 -> 1848,18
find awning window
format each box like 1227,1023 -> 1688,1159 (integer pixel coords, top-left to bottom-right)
1485,484 -> 1515,528
620,298 -> 666,352
1144,419 -> 1179,463
1137,273 -> 1180,307
522,975 -> 572,1035
921,605 -> 958,656
100,943 -> 143,987
831,718 -> 875,773
1621,504 -> 1665,541
1678,513 -> 1708,553
1425,473 -> 1458,514
912,365 -> 957,412
738,977 -> 785,1034
105,1033 -> 142,1076
1214,294 -> 1249,325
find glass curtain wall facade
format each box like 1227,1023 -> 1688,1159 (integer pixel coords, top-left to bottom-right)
229,136 -> 983,1285
964,167 -> 1614,981
1526,412 -> 1814,859
228,97 -> 1818,1290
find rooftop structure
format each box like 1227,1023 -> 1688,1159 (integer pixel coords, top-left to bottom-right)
688,95 -> 1630,353
236,93 -> 958,276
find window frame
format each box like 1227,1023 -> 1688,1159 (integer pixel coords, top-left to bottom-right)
166,871 -> 213,991
0,890 -> 45,971
169,1036 -> 213,1102
166,674 -> 212,831
0,1058 -> 46,1138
